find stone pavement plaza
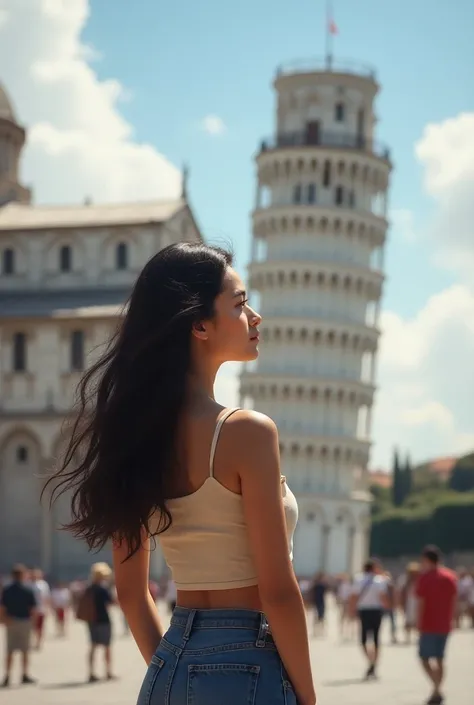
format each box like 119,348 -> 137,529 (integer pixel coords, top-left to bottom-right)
1,601 -> 473,705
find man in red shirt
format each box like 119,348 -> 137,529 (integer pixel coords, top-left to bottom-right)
416,545 -> 457,705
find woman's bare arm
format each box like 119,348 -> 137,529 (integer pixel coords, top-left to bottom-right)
233,411 -> 316,705
113,533 -> 163,664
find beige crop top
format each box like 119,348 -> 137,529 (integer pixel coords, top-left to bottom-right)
153,408 -> 299,591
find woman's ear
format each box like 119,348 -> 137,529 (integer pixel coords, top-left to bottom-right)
191,321 -> 208,340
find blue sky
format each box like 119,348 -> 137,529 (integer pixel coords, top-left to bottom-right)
84,0 -> 474,317
2,0 -> 473,468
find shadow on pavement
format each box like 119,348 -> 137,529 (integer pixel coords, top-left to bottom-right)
41,681 -> 100,689
322,678 -> 368,687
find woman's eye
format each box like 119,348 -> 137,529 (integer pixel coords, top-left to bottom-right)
238,298 -> 249,308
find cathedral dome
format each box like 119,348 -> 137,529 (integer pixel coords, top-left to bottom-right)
0,83 -> 15,122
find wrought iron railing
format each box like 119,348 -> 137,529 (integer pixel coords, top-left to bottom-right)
259,130 -> 390,161
276,57 -> 376,80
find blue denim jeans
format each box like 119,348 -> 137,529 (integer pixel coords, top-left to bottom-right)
136,607 -> 297,705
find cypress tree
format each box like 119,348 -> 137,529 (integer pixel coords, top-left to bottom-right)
402,453 -> 413,501
391,448 -> 403,507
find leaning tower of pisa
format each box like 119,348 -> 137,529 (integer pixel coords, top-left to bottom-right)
239,59 -> 392,577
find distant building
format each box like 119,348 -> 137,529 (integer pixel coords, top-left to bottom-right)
0,83 -> 202,579
368,469 -> 392,489
424,456 -> 457,483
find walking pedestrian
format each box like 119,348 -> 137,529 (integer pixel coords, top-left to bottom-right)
398,562 -> 419,644
50,582 -> 70,637
350,559 -> 389,680
30,569 -> 50,650
0,564 -> 37,687
337,574 -> 355,641
455,567 -> 473,628
46,243 -> 314,705
77,562 -> 116,683
416,545 -> 457,704
310,572 -> 328,636
384,571 -> 398,643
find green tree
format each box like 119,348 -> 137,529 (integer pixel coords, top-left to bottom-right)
448,453 -> 474,492
402,453 -> 413,500
391,448 -> 404,507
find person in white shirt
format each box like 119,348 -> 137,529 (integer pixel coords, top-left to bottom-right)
30,569 -> 50,650
349,559 -> 389,679
50,583 -> 70,637
455,568 -> 473,628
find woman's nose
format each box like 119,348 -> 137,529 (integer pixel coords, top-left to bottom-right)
249,308 -> 262,326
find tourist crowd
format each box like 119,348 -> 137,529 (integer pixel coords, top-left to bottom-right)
1,548 -> 473,704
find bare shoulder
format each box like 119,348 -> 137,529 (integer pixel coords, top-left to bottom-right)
222,410 -> 280,478
224,409 -> 278,444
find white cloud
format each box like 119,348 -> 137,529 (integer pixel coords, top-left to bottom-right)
416,112 -> 474,279
372,284 -> 474,467
399,402 -> 453,430
201,114 -> 227,136
0,0 -> 180,204
370,114 -> 474,467
0,7 -> 8,28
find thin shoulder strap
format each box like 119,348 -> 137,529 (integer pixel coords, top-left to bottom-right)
209,408 -> 241,477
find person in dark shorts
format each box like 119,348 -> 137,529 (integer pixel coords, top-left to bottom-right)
0,564 -> 37,688
310,572 -> 328,636
85,562 -> 115,683
416,545 -> 457,705
350,559 -> 389,680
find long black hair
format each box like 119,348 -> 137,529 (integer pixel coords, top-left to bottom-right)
45,242 -> 233,560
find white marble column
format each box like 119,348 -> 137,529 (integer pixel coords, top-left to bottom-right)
321,524 -> 331,571
347,525 -> 356,574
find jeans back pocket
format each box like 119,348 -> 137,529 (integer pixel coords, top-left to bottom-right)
187,663 -> 260,705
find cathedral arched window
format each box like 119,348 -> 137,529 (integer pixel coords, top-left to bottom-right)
335,186 -> 344,206
116,242 -> 128,270
323,160 -> 331,187
70,330 -> 85,371
16,446 -> 28,463
335,102 -> 345,122
13,332 -> 27,372
293,184 -> 302,205
2,248 -> 15,275
59,245 -> 72,272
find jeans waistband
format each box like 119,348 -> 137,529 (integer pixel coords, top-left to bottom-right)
171,607 -> 266,631
169,607 -> 273,649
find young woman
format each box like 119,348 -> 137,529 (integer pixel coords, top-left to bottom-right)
47,243 -> 315,705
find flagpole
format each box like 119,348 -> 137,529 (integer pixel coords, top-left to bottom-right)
325,0 -> 333,70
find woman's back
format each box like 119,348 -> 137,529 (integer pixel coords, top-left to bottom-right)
157,404 -> 298,610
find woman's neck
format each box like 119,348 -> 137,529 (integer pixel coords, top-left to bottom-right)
187,361 -> 220,404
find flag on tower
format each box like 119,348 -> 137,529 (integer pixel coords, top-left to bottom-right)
325,1 -> 338,69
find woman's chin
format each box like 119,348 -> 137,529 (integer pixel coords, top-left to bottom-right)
224,346 -> 260,363
246,346 -> 260,361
